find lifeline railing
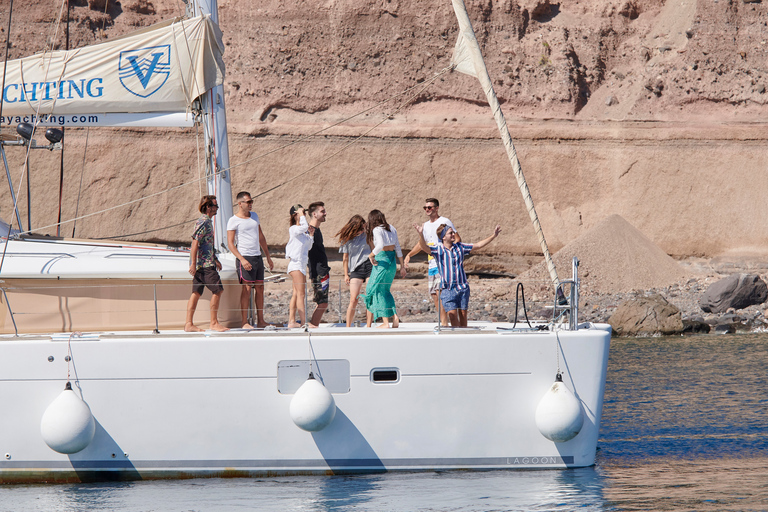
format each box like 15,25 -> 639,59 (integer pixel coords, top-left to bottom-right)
0,273 -> 570,335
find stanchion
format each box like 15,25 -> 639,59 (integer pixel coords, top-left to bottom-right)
152,284 -> 159,334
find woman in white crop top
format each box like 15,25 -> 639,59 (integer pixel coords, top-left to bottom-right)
364,209 -> 406,328
286,204 -> 314,327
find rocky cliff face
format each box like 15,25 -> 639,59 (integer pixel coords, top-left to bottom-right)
2,0 -> 767,258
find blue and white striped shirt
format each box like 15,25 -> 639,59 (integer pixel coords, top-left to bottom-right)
429,242 -> 474,290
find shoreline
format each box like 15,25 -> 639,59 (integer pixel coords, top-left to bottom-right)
264,253 -> 768,336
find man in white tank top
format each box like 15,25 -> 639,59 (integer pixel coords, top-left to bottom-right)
227,191 -> 274,328
404,197 -> 460,326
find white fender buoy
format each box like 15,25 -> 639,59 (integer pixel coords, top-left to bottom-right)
289,373 -> 336,432
534,373 -> 584,443
40,382 -> 96,454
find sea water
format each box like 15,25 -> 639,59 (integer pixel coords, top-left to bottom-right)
2,333 -> 766,511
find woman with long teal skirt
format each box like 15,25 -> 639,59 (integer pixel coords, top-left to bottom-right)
364,210 -> 406,328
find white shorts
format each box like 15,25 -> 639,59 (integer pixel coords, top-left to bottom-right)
287,259 -> 307,275
428,272 -> 441,294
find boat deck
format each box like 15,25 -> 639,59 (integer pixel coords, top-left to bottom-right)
0,320 -> 609,341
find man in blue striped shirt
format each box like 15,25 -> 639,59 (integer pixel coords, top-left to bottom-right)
414,222 -> 501,327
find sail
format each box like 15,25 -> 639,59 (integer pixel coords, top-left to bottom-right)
0,15 -> 224,122
450,0 -> 560,290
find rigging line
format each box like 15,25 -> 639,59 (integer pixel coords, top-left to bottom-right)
0,0 -> 66,274
252,68 -> 448,200
92,218 -> 197,240
225,66 -> 453,174
16,168 -> 225,237
57,0 -> 71,237
72,126 -> 90,238
196,115 -> 203,196
0,0 -> 15,123
13,0 -> 71,233
0,0 -> 16,277
174,0 -> 187,17
99,0 -> 110,40
46,0 -> 68,57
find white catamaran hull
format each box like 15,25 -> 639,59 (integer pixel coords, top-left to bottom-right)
0,323 -> 610,482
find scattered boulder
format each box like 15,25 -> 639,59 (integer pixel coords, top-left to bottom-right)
699,273 -> 768,313
682,319 -> 710,334
88,0 -> 111,10
609,294 -> 683,336
126,0 -> 155,15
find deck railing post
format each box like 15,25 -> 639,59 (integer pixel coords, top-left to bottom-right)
569,257 -> 580,330
249,285 -> 254,327
153,284 -> 159,334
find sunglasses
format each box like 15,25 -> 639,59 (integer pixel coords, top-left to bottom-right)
240,200 -> 254,205
423,206 -> 434,211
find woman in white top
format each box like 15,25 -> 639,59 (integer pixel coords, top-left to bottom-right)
285,204 -> 314,327
337,214 -> 373,327
364,209 -> 406,328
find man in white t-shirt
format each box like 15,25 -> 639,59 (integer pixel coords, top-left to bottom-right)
227,191 -> 274,328
404,197 -> 460,326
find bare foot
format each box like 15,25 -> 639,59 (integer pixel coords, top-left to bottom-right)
185,323 -> 203,332
242,323 -> 255,329
210,323 -> 229,332
393,317 -> 400,329
308,323 -> 319,329
287,322 -> 301,328
256,322 -> 269,328
377,323 -> 390,329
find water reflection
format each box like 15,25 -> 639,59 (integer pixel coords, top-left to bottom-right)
600,333 -> 768,461
602,457 -> 768,511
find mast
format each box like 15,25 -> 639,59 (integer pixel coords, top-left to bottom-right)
450,0 -> 560,291
194,0 -> 233,254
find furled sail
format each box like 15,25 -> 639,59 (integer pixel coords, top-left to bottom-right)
450,0 -> 560,291
0,15 -> 224,124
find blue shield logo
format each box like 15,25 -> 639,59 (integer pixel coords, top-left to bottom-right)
119,45 -> 171,98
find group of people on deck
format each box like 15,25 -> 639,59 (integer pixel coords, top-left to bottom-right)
184,194 -> 501,331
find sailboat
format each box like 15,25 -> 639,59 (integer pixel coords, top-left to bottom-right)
0,0 -> 611,482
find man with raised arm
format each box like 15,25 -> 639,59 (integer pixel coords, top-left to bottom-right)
227,191 -> 274,328
404,198 -> 460,326
185,195 -> 229,332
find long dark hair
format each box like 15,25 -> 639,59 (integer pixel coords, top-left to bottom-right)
366,209 -> 390,246
337,215 -> 366,245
